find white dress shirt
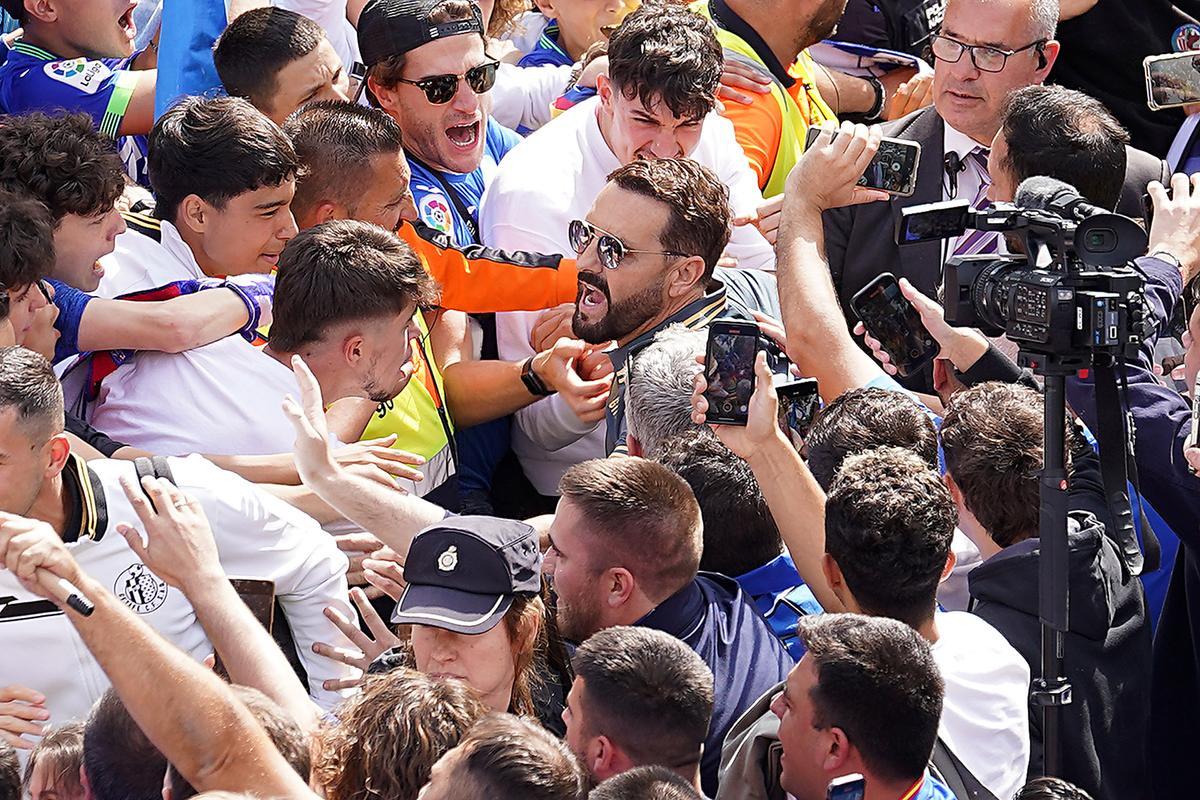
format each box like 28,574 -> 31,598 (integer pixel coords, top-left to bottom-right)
481,97 -> 773,494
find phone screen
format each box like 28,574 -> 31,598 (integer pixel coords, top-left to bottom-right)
230,579 -> 276,632
805,129 -> 920,196
898,201 -> 970,244
826,774 -> 866,800
704,323 -> 759,425
777,378 -> 821,440
1146,52 -> 1200,109
851,274 -> 939,376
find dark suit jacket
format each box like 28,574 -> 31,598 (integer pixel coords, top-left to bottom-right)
823,105 -> 1170,320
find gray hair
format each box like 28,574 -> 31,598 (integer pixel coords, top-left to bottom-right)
625,325 -> 707,459
946,0 -> 1059,41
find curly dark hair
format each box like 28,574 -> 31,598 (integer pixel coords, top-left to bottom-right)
0,190 -> 56,291
825,447 -> 956,628
607,1 -> 721,122
0,112 -> 125,223
806,387 -> 939,491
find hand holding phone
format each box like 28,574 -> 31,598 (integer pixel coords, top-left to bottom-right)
704,320 -> 760,425
850,273 -> 940,376
805,128 -> 921,197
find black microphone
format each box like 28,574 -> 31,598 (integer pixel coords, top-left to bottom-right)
944,151 -> 965,177
1015,176 -> 1108,221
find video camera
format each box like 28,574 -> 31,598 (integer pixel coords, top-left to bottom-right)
897,176 -> 1152,368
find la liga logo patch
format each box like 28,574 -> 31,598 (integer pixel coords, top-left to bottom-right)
44,58 -> 110,94
419,194 -> 455,236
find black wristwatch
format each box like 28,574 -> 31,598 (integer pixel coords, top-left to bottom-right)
521,357 -> 556,397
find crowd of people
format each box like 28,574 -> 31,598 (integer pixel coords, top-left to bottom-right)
0,0 -> 1198,798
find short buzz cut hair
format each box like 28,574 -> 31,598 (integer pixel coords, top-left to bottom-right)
607,0 -> 721,122
269,219 -> 439,352
805,388 -> 938,491
625,325 -> 707,457
147,96 -> 300,222
283,101 -> 405,224
607,159 -> 731,280
0,191 -> 56,290
796,614 -> 943,785
213,7 -> 328,115
453,713 -> 585,800
558,458 -> 702,603
0,346 -> 65,441
999,84 -> 1129,211
825,448 -> 956,629
572,626 -> 713,773
589,766 -> 704,800
0,112 -> 125,224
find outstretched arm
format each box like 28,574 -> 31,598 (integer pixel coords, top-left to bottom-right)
775,122 -> 890,402
0,512 -> 316,798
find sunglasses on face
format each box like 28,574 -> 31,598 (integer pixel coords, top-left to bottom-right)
568,219 -> 687,271
396,60 -> 500,105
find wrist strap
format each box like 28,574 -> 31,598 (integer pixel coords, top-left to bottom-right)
521,356 -> 556,397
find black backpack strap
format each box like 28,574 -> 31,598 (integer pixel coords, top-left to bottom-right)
929,737 -> 999,800
131,456 -> 176,513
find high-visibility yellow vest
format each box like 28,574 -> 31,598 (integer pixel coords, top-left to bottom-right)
361,310 -> 456,497
692,0 -> 837,198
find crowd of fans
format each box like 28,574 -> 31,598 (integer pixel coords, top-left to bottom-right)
0,0 -> 1198,798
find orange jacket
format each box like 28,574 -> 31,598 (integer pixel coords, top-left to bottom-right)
399,221 -> 579,313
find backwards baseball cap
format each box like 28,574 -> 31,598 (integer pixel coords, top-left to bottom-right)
392,516 -> 543,635
357,0 -> 485,67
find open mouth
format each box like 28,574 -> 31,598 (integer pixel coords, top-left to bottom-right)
576,281 -> 608,315
118,5 -> 137,39
445,121 -> 480,150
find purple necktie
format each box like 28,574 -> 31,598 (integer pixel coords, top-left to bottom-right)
952,147 -> 1000,257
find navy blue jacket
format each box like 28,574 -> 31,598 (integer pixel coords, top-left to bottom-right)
1065,256 -> 1198,800
637,572 -> 794,797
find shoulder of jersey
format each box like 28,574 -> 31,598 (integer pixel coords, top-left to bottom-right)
121,210 -> 163,242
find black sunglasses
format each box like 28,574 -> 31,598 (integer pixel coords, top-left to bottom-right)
396,60 -> 500,105
568,219 -> 687,271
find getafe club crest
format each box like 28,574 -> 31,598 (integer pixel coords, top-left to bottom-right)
114,563 -> 169,614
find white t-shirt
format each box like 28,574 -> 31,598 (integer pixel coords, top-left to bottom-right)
88,220 -> 303,457
481,97 -> 773,494
932,610 -> 1031,800
0,454 -> 356,724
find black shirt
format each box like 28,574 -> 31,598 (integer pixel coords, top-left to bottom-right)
1052,0 -> 1200,155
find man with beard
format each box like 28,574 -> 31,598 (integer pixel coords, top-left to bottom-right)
484,1 -> 775,496
0,0 -> 157,186
547,456 -> 792,796
573,158 -> 779,457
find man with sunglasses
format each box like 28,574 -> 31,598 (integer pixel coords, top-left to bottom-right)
357,0 -> 517,248
821,0 -> 1167,392
484,2 -> 775,500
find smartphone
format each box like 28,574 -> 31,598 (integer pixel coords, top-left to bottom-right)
1188,391 -> 1199,475
704,320 -> 760,425
777,377 -> 821,441
805,128 -> 922,197
850,273 -> 940,377
1145,51 -> 1200,110
827,773 -> 866,800
230,578 -> 276,632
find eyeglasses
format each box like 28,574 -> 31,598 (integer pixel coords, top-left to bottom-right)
930,34 -> 1046,73
568,219 -> 687,271
395,60 -> 499,105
